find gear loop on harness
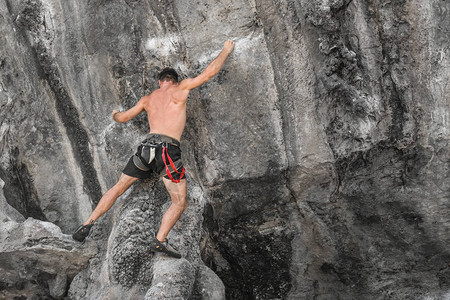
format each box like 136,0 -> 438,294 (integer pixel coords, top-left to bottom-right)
133,139 -> 160,171
162,146 -> 185,183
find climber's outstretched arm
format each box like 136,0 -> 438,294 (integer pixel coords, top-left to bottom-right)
178,40 -> 235,92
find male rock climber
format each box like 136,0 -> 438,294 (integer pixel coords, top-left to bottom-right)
72,40 -> 235,258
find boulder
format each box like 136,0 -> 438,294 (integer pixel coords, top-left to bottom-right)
0,218 -> 97,298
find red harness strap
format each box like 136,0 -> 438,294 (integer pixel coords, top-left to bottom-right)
162,146 -> 185,183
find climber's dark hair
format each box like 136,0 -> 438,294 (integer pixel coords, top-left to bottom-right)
158,68 -> 179,83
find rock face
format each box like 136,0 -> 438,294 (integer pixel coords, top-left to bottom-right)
0,0 -> 449,299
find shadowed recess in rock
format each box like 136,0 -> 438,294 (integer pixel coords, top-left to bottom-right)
201,175 -> 294,299
0,147 -> 46,220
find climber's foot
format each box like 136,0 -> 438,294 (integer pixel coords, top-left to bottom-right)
150,237 -> 182,258
72,221 -> 93,242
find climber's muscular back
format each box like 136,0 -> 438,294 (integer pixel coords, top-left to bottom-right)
144,84 -> 189,142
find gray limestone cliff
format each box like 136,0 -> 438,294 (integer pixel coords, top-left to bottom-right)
0,0 -> 449,299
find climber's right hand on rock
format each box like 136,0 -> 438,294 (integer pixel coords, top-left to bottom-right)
223,39 -> 235,54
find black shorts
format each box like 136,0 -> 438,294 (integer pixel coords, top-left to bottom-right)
122,134 -> 185,181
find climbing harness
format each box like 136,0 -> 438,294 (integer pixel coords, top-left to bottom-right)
133,140 -> 157,171
162,146 -> 185,183
132,134 -> 185,183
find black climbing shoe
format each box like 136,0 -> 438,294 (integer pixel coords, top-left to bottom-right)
150,237 -> 182,258
72,221 -> 93,242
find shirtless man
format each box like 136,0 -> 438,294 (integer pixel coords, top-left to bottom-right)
72,40 -> 235,258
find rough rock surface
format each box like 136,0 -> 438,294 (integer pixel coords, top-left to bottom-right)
0,215 -> 97,298
0,0 -> 449,299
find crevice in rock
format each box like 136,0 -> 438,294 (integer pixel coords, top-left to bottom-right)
12,0 -> 103,207
387,73 -> 406,142
35,42 -> 103,206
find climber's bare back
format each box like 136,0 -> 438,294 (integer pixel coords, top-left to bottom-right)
143,84 -> 190,141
